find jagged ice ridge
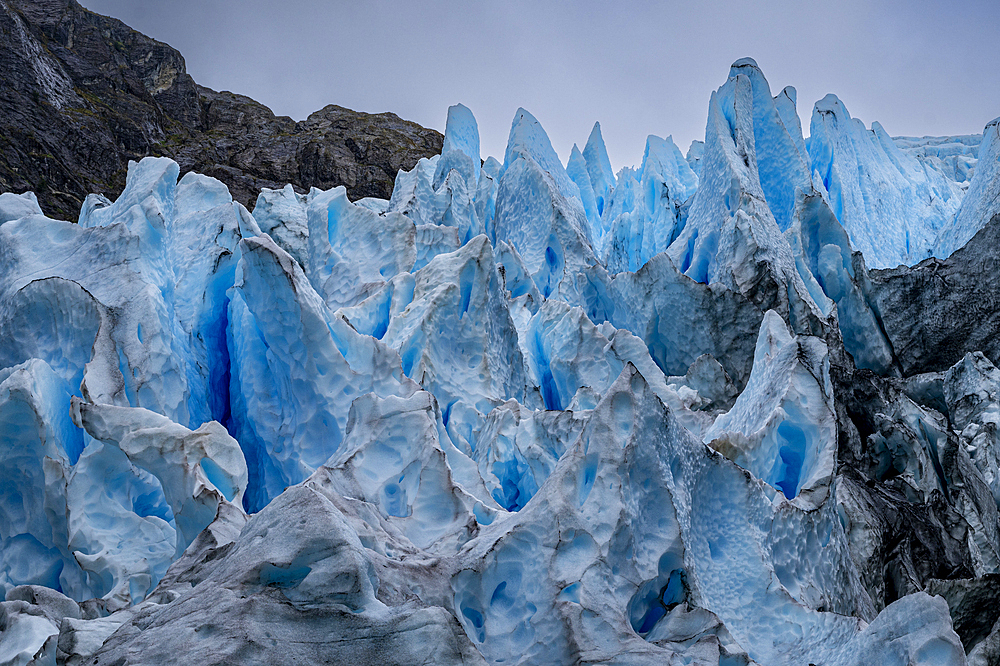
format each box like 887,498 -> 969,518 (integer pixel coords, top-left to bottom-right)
1,58 -> 1000,665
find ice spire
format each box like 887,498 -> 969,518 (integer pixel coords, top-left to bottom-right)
583,121 -> 616,216
435,103 -> 481,187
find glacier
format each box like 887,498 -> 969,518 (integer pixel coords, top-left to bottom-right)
1,58 -> 1000,666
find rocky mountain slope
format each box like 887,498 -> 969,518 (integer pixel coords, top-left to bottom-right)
0,0 -> 442,220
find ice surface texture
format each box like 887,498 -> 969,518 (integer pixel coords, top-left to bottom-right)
1,58 -> 999,665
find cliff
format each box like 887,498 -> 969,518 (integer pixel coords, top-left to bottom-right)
0,0 -> 443,219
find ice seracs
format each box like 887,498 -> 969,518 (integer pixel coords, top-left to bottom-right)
494,110 -> 599,300
807,94 -> 967,268
601,133 -> 698,273
227,234 -> 417,512
664,59 -> 825,338
942,117 -> 1000,258
436,102 -> 481,187
313,390 -> 497,553
0,191 -> 42,225
0,360 -> 82,597
727,59 -> 812,234
582,121 -> 616,220
1,61 -> 997,666
893,133 -> 981,185
305,185 -> 417,309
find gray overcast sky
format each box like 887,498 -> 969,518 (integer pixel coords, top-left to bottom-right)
81,0 -> 1000,173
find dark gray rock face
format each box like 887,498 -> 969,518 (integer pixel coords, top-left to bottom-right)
866,214 -> 1000,377
830,344 -> 1000,627
926,575 -> 1000,655
0,0 -> 442,220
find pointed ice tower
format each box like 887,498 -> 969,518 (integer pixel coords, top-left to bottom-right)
583,121 -> 617,217
731,62 -> 813,233
714,65 -> 894,374
387,104 -> 488,253
494,109 -> 598,300
566,144 -> 601,236
774,86 -> 809,164
665,58 -> 825,333
501,108 -> 581,199
434,102 -> 481,188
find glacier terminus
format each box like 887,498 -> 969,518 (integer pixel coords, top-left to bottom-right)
2,58 -> 1000,665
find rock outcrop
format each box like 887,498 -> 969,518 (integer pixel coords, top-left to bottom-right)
0,0 -> 442,220
867,214 -> 1000,376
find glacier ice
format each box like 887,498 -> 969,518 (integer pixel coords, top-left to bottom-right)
251,183 -> 310,269
945,353 -> 1000,512
436,102 -> 481,187
807,94 -> 967,268
728,59 -> 813,234
664,58 -> 826,340
942,117 -> 1000,258
1,62 -> 999,665
0,360 -> 82,596
565,144 -> 601,236
227,233 -> 417,512
305,185 -> 417,309
686,139 -> 705,178
893,133 -> 981,185
0,191 -> 42,226
502,108 -> 585,205
314,390 -> 496,552
70,398 -> 247,557
582,121 -> 616,219
494,151 -> 597,299
704,310 -> 837,508
865,213 -> 1000,377
602,133 -> 698,273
